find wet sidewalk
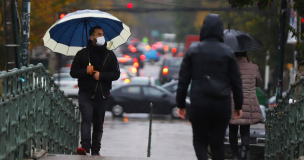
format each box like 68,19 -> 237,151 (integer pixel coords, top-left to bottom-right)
39,154 -> 191,160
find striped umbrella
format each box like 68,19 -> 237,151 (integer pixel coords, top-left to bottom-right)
43,9 -> 131,56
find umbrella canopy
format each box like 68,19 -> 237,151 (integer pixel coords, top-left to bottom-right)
223,29 -> 263,52
43,10 -> 131,56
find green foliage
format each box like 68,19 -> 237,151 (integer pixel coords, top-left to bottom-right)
220,10 -> 294,79
228,0 -> 274,10
173,0 -> 200,42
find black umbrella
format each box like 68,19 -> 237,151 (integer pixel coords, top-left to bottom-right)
223,29 -> 263,52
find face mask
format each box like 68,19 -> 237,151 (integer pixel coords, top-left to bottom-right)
94,36 -> 105,46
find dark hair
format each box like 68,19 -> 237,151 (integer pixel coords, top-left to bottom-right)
89,26 -> 102,36
235,52 -> 247,57
235,51 -> 251,62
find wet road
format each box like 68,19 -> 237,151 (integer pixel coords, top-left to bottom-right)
101,113 -> 196,159
72,98 -> 197,159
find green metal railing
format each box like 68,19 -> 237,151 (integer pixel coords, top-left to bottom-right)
265,76 -> 304,160
0,63 -> 80,160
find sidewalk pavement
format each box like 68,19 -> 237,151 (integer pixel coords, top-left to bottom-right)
39,154 -> 236,160
39,154 -> 190,160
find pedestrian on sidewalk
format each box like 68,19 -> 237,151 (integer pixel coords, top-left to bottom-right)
70,26 -> 120,156
229,52 -> 263,160
176,14 -> 244,160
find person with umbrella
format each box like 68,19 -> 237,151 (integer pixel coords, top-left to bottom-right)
223,29 -> 264,160
43,10 -> 131,156
176,14 -> 243,160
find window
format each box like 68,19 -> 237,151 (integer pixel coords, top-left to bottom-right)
143,87 -> 164,97
164,59 -> 183,67
169,59 -> 183,67
121,86 -> 141,95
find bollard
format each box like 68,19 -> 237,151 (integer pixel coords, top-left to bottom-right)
147,103 -> 153,157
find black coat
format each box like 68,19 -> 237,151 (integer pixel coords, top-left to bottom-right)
176,14 -> 243,110
70,40 -> 120,98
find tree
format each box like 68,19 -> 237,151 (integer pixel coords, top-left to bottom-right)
26,0 -> 77,50
173,0 -> 200,43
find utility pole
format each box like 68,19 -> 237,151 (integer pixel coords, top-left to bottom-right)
3,0 -> 19,71
275,0 -> 287,103
19,0 -> 31,68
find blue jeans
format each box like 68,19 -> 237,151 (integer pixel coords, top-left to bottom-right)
79,91 -> 108,151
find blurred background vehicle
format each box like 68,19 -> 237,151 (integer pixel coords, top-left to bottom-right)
268,91 -> 289,108
144,49 -> 161,65
107,83 -> 190,118
112,68 -> 132,88
130,76 -> 161,86
161,80 -> 190,97
159,57 -> 183,84
53,73 -> 78,97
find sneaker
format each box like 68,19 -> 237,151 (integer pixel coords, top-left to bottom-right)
91,148 -> 100,156
77,143 -> 90,155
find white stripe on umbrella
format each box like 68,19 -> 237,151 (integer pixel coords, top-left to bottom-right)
42,9 -> 131,56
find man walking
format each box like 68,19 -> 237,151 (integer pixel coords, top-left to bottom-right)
70,26 -> 120,156
176,14 -> 243,160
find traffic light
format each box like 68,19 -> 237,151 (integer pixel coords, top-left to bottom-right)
56,12 -> 67,20
301,18 -> 304,40
60,13 -> 66,19
127,3 -> 133,9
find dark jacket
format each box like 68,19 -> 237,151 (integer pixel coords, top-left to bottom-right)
70,40 -> 120,99
176,14 -> 243,110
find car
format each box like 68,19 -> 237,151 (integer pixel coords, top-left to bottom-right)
112,68 -> 132,88
159,57 -> 183,84
161,80 -> 190,97
53,73 -> 78,97
107,83 -> 190,118
268,91 -> 287,108
144,49 -> 161,64
130,76 -> 161,86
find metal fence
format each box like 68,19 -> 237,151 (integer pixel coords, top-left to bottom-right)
0,63 -> 80,160
265,77 -> 304,160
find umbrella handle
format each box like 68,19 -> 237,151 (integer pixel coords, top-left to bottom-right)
89,63 -> 94,75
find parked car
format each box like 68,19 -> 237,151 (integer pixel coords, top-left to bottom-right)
144,49 -> 161,64
268,91 -> 287,108
161,80 -> 190,97
107,84 -> 190,118
159,57 -> 183,84
53,73 -> 78,97
130,77 -> 162,86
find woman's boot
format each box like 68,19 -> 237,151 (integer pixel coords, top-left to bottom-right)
232,151 -> 239,160
240,145 -> 249,160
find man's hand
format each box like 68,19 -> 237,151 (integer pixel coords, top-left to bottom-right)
234,110 -> 242,119
177,108 -> 186,119
93,71 -> 100,80
87,65 -> 93,74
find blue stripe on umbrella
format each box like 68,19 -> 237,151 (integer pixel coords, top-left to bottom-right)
49,17 -> 123,47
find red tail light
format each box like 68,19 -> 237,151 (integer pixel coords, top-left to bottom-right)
163,66 -> 168,76
140,55 -> 146,61
133,58 -> 138,63
268,104 -> 276,108
122,72 -> 127,77
133,62 -> 139,68
122,78 -> 130,83
129,67 -> 137,73
74,85 -> 78,88
123,55 -> 131,58
131,47 -> 137,53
